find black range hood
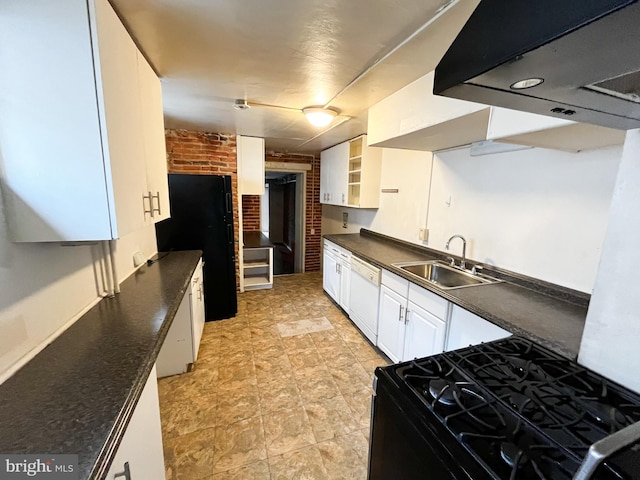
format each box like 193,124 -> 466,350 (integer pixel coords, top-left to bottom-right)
434,0 -> 640,130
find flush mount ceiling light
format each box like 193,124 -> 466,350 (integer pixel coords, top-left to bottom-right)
302,106 -> 339,127
510,78 -> 544,90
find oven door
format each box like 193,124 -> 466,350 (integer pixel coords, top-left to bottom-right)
368,373 -> 489,480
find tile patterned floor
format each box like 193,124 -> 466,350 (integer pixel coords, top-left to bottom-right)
159,272 -> 390,479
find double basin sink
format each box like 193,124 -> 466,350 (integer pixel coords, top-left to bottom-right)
393,260 -> 502,290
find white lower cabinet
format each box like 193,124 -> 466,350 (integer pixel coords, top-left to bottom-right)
377,270 -> 449,363
403,301 -> 447,362
156,259 -> 206,377
189,258 -> 205,360
446,305 -> 511,351
106,364 -> 165,479
378,284 -> 407,363
322,240 -> 351,311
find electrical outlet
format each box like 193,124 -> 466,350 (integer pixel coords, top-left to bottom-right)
342,212 -> 348,229
310,228 -> 315,235
419,228 -> 429,241
133,251 -> 145,267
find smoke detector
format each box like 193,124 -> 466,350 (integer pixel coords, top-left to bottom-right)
233,99 -> 250,110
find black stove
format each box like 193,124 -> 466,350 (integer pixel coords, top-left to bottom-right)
368,337 -> 640,480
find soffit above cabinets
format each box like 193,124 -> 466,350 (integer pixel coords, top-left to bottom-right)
108,0 -> 480,153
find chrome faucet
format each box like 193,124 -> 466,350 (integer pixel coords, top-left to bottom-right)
445,235 -> 467,270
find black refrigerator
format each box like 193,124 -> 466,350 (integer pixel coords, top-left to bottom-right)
155,174 -> 237,320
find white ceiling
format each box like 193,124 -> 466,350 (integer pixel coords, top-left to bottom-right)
110,0 -> 479,153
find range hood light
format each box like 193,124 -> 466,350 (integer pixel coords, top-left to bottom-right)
510,78 -> 544,90
303,106 -> 338,127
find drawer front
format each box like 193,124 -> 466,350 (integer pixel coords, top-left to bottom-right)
408,283 -> 449,320
324,239 -> 351,262
381,269 -> 409,297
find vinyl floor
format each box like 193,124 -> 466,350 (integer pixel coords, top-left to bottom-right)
159,272 -> 390,479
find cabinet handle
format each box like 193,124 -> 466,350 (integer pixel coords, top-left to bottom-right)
113,462 -> 131,480
342,193 -> 345,204
337,263 -> 341,274
198,285 -> 203,300
151,191 -> 161,216
405,309 -> 410,325
143,192 -> 154,218
399,305 -> 404,322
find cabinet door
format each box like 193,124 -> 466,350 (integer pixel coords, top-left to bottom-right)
106,364 -> 165,480
189,259 -> 205,360
446,305 -> 511,351
156,290 -> 194,378
403,301 -> 446,361
339,260 -> 351,312
322,251 -> 340,303
238,136 -> 265,195
330,142 -> 350,205
320,142 -> 349,205
0,0 -> 113,242
377,285 -> 406,363
93,0 -> 148,238
138,51 -> 170,223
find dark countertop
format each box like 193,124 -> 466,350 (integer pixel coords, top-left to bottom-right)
0,250 -> 202,480
325,230 -> 587,359
243,231 -> 274,249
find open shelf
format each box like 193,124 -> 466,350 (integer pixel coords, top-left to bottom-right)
242,245 -> 273,290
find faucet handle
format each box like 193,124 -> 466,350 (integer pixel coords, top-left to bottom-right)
446,256 -> 456,267
471,264 -> 483,275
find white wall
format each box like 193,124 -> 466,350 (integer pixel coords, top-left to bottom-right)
322,143 -> 622,293
0,190 -> 158,380
427,145 -> 621,292
579,130 -> 640,393
322,148 -> 432,243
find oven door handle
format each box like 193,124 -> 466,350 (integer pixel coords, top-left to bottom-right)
573,420 -> 640,480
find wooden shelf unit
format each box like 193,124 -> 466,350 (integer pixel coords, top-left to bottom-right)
242,246 -> 273,290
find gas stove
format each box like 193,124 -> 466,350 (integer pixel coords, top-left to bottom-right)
369,337 -> 640,480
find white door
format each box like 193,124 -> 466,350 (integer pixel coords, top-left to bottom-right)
322,251 -> 340,303
106,364 -> 165,479
190,260 -> 205,360
138,51 -> 170,223
403,301 -> 447,361
377,285 -> 406,363
446,305 -> 511,351
338,260 -> 351,312
94,0 -> 147,238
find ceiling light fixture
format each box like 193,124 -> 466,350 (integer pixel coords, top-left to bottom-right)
302,106 -> 338,127
233,99 -> 250,110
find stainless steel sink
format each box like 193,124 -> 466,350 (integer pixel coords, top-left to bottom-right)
392,260 -> 502,290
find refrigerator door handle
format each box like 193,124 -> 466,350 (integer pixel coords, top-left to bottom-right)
225,192 -> 232,214
227,224 -> 234,244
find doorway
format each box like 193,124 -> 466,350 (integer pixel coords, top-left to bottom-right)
262,170 -> 305,275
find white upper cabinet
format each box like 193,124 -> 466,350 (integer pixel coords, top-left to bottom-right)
368,71 -> 625,154
238,135 -> 265,195
367,71 -> 490,152
138,52 -> 170,223
320,136 -> 382,208
0,0 -> 169,242
320,142 -> 349,206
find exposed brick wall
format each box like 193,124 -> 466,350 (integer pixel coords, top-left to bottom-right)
264,153 -> 322,272
164,129 -> 322,275
241,195 -> 261,231
164,129 -> 241,287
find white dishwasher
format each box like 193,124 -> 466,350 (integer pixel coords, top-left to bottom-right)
349,256 -> 381,344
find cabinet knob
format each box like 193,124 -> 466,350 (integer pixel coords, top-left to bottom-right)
114,462 -> 131,480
